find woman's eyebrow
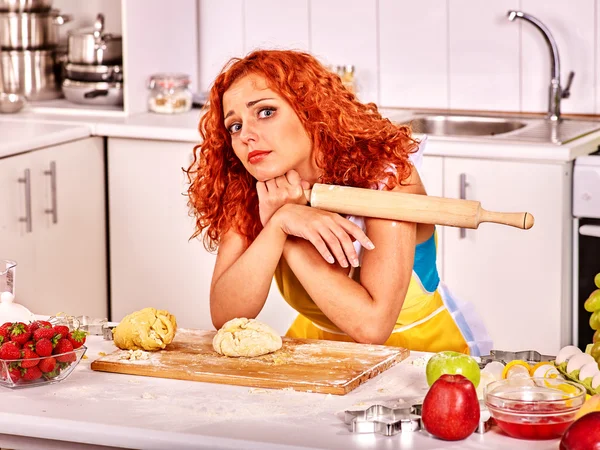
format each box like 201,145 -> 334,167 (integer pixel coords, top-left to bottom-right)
224,97 -> 275,119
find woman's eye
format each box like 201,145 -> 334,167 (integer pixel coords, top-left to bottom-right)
258,108 -> 275,119
228,123 -> 242,134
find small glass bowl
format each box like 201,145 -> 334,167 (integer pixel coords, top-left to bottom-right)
0,346 -> 86,389
484,377 -> 586,440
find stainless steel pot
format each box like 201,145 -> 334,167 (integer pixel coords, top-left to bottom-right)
62,79 -> 122,106
67,13 -> 122,65
0,49 -> 62,100
0,0 -> 52,12
0,10 -> 72,49
65,62 -> 122,83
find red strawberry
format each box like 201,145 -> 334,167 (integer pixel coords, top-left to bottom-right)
21,366 -> 42,381
53,325 -> 70,339
20,348 -> 39,368
38,356 -> 56,373
53,339 -> 76,363
8,366 -> 21,383
8,322 -> 31,345
43,366 -> 61,379
22,340 -> 35,351
0,322 -> 12,335
0,341 -> 21,360
68,330 -> 87,349
33,327 -> 56,341
35,338 -> 53,357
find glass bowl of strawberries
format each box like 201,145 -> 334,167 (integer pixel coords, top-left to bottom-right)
0,319 -> 87,388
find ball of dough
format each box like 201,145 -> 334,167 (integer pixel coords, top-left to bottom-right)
213,318 -> 282,357
113,307 -> 177,351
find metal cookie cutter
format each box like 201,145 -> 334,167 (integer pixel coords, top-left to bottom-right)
344,404 -> 421,436
479,349 -> 555,368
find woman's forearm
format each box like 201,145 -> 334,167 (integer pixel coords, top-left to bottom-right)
210,220 -> 287,328
282,238 -> 409,344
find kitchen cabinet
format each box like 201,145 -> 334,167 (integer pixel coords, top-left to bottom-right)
0,137 -> 107,318
107,138 -> 297,333
441,157 -> 572,355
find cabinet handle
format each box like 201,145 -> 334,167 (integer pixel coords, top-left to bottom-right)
580,224 -> 600,238
44,161 -> 58,224
18,169 -> 32,233
459,173 -> 469,239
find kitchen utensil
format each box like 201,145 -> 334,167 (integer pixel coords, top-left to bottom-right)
64,62 -> 122,83
344,404 -> 421,436
0,49 -> 61,100
62,79 -> 122,106
304,183 -> 535,230
0,92 -> 25,113
479,349 -> 555,368
91,329 -> 409,395
0,10 -> 71,49
0,0 -> 51,12
67,13 -> 122,65
484,377 -> 585,440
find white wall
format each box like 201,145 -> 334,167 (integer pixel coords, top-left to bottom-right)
198,0 -> 600,115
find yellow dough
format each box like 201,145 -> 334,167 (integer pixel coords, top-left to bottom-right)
213,318 -> 282,357
113,307 -> 177,351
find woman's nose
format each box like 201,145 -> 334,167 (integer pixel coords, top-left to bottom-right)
239,120 -> 258,144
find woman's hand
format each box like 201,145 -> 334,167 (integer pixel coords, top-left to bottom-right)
273,204 -> 375,268
256,170 -> 310,226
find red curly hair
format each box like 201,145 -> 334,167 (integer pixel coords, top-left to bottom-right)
186,49 -> 419,252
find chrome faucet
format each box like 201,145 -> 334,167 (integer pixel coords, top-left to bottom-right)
507,10 -> 575,121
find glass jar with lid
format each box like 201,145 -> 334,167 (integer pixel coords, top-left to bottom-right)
147,73 -> 193,114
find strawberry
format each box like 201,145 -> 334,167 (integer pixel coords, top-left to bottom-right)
8,366 -> 21,383
21,366 -> 42,381
33,327 -> 56,341
68,330 -> 87,349
43,366 -> 61,379
22,340 -> 35,351
7,322 -> 31,345
20,348 -> 39,368
53,325 -> 70,339
38,356 -> 56,373
29,320 -> 52,333
0,341 -> 21,360
34,338 -> 53,357
53,339 -> 76,363
0,322 -> 12,336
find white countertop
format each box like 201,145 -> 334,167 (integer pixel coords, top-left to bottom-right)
0,336 -> 562,450
1,106 -> 600,162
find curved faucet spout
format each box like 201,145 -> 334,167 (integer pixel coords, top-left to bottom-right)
507,10 -> 573,121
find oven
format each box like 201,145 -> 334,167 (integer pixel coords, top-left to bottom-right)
573,152 -> 600,349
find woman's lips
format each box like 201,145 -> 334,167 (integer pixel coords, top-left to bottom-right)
248,150 -> 271,164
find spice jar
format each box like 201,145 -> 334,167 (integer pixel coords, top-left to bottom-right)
147,73 -> 193,114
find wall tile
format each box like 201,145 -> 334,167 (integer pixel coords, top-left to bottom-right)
198,0 -> 245,93
379,0 -> 449,109
448,0 -> 520,111
244,0 -> 310,52
310,0 -> 378,103
521,0 -> 595,115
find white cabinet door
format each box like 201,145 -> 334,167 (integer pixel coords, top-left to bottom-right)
31,137 -> 107,318
0,152 -> 36,303
421,155 -> 444,278
108,138 -> 297,333
0,138 -> 107,318
443,158 -> 572,355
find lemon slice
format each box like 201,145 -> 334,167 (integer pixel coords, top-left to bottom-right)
502,360 -> 532,379
530,361 -> 561,378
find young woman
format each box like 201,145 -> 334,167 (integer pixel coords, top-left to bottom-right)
187,49 -> 491,356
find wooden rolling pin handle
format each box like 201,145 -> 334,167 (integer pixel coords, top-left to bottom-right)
479,208 -> 535,230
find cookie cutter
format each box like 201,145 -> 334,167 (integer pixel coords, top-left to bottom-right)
102,323 -> 118,340
479,349 -> 555,368
344,404 -> 421,436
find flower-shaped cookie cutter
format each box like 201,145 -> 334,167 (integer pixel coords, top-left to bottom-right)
344,404 -> 421,436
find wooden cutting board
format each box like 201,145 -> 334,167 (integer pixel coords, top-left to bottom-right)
91,328 -> 409,395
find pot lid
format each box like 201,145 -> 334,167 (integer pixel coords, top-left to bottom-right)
0,291 -> 35,324
67,12 -> 122,41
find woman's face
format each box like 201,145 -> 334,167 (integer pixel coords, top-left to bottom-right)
222,73 -> 318,183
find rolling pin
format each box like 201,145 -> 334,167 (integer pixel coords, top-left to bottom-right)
304,184 -> 534,230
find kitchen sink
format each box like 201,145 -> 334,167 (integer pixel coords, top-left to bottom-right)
407,115 -> 527,137
400,113 -> 600,145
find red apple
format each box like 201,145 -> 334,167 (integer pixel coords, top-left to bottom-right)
560,411 -> 600,450
421,373 -> 480,441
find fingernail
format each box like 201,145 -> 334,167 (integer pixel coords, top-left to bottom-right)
351,257 -> 359,267
340,260 -> 348,268
365,241 -> 375,250
326,255 -> 335,264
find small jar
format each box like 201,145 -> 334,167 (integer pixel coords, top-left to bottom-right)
147,73 -> 193,114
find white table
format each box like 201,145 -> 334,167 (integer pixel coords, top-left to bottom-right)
0,336 -> 561,450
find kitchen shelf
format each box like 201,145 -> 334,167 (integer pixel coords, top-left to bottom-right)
27,98 -> 127,118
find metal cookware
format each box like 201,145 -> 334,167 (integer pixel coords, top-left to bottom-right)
67,13 -> 122,65
0,92 -> 25,113
0,0 -> 52,12
0,49 -> 61,100
64,62 -> 122,83
0,9 -> 71,49
62,79 -> 122,106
